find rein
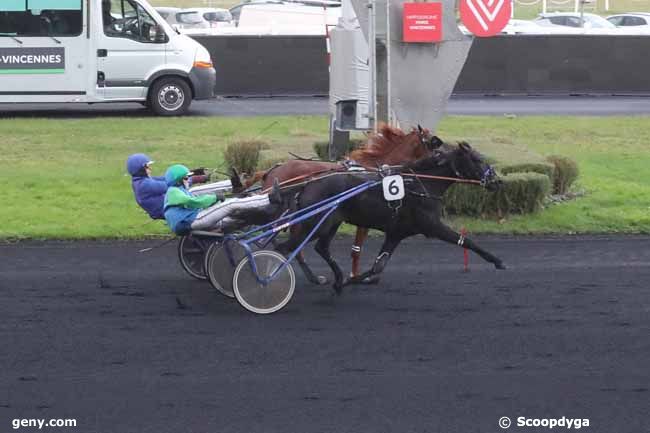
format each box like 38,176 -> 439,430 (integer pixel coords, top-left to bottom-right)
401,173 -> 482,185
259,167 -> 347,194
264,168 -> 482,195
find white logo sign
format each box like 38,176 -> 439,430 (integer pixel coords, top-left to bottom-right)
467,0 -> 505,31
382,175 -> 405,201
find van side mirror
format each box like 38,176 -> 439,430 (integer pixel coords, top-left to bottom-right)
149,25 -> 167,43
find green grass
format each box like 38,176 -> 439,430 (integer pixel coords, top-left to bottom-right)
1,115 -> 649,239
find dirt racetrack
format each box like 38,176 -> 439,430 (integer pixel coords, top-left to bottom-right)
1,236 -> 649,433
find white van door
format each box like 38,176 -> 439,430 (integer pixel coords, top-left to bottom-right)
0,0 -> 89,103
96,0 -> 167,101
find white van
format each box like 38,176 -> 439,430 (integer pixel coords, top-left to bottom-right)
0,0 -> 216,115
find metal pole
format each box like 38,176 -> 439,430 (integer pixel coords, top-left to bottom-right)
368,0 -> 377,132
579,0 -> 584,25
386,0 -> 392,126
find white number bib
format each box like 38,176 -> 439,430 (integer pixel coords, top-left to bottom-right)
382,175 -> 405,201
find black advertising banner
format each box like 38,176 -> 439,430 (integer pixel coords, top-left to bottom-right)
0,47 -> 65,74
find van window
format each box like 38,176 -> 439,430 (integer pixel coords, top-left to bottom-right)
0,0 -> 82,37
176,11 -> 203,25
103,0 -> 166,43
204,11 -> 232,23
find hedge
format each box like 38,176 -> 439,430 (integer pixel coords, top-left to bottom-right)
546,155 -> 579,195
498,161 -> 555,180
313,138 -> 365,161
444,172 -> 551,217
223,139 -> 265,175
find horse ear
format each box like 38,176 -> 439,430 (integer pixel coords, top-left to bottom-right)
417,124 -> 424,134
458,141 -> 472,152
429,135 -> 443,149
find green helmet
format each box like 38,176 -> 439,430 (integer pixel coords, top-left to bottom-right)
164,164 -> 192,186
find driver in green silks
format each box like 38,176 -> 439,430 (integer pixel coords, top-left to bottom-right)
163,164 -> 282,235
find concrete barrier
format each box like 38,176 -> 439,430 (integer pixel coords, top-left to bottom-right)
193,35 -> 650,97
456,35 -> 650,95
192,35 -> 328,97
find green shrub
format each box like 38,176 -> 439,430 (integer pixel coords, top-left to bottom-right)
313,138 -> 365,161
223,139 -> 265,175
498,161 -> 555,179
546,155 -> 579,195
258,157 -> 288,171
313,141 -> 329,160
444,172 -> 551,216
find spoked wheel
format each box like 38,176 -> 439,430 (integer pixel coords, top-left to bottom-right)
178,235 -> 210,280
205,239 -> 252,298
233,250 -> 295,315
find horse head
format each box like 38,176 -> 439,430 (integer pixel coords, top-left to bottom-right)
416,124 -> 444,153
412,141 -> 502,191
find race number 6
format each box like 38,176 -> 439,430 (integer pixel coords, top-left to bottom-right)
382,175 -> 405,201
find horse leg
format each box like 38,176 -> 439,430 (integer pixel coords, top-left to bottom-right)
273,226 -> 328,285
296,251 -> 328,285
313,222 -> 345,295
350,227 -> 369,278
272,238 -> 327,285
344,233 -> 403,287
427,222 -> 506,270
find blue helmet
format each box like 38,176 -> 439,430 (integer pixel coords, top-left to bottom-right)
126,153 -> 153,176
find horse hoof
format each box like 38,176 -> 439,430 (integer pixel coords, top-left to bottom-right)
316,275 -> 328,285
362,275 -> 381,285
333,283 -> 343,296
495,262 -> 507,270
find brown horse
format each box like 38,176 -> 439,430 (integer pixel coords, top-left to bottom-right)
242,124 -> 440,284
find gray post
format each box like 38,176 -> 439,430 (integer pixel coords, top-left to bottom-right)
373,0 -> 389,126
328,116 -> 350,160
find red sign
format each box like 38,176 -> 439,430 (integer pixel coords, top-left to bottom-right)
403,3 -> 442,43
460,0 -> 511,37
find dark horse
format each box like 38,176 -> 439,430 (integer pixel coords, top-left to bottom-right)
242,124 -> 440,284
275,141 -> 506,293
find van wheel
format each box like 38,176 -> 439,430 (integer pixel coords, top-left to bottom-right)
149,77 -> 192,116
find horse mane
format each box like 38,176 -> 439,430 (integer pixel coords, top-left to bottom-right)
348,124 -> 425,166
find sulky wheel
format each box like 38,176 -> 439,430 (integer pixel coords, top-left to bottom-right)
232,250 -> 295,315
204,239 -> 252,298
178,235 -> 208,280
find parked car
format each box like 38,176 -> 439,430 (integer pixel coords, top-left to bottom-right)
154,6 -> 181,23
607,12 -> 650,32
533,12 -> 643,34
160,7 -> 234,34
500,19 -> 561,34
230,0 -> 340,29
